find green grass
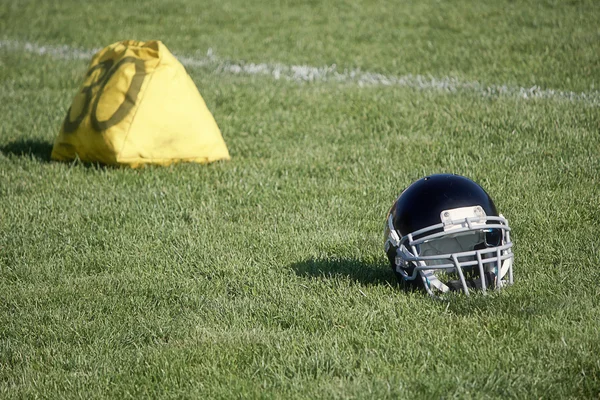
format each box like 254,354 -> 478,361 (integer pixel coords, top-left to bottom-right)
1,0 -> 600,398
2,0 -> 600,91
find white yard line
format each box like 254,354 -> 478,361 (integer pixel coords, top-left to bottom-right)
1,39 -> 598,105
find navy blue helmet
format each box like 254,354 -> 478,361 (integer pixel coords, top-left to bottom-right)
384,174 -> 514,297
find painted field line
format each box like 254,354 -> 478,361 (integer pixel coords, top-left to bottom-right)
1,39 -> 598,105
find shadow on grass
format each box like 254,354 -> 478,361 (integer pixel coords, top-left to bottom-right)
0,139 -> 114,170
290,257 -> 395,287
0,139 -> 53,162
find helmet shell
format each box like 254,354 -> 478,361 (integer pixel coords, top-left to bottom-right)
392,174 -> 498,238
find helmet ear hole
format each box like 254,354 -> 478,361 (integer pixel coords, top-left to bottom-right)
385,244 -> 397,268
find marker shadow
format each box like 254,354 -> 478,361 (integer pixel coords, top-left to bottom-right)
0,139 -> 117,170
0,139 -> 53,162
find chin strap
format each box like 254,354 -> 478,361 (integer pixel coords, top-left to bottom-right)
421,270 -> 450,294
500,256 -> 513,284
418,261 -> 450,296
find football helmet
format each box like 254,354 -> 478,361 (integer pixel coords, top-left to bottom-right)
384,174 -> 513,297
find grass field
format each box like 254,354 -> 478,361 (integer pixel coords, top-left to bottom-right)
1,0 -> 600,398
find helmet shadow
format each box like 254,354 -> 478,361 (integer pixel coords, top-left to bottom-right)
289,257 -> 396,287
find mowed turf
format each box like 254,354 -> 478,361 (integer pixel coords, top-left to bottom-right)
1,0 -> 600,398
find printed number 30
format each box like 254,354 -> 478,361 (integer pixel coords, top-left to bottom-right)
63,57 -> 146,133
